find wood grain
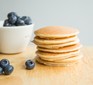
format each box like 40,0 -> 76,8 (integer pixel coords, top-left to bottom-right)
0,45 -> 93,85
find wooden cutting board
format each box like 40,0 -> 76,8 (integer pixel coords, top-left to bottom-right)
0,44 -> 93,85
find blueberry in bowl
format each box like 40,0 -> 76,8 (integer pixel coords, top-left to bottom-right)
15,17 -> 25,26
21,16 -> 32,25
8,12 -> 18,25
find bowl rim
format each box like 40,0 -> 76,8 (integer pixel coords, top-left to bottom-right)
0,21 -> 34,29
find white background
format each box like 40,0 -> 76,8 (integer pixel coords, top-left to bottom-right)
0,0 -> 93,45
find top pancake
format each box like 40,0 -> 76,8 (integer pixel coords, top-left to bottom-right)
34,26 -> 79,38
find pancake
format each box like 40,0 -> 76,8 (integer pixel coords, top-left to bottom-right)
37,43 -> 82,53
34,36 -> 78,45
36,56 -> 81,66
34,26 -> 79,38
37,54 -> 83,63
36,50 -> 80,61
45,54 -> 83,63
35,39 -> 80,49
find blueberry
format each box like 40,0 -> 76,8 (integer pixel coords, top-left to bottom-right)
3,19 -> 12,27
8,15 -> 17,24
4,65 -> 14,75
15,17 -> 25,26
21,16 -> 32,25
0,59 -> 10,68
0,67 -> 3,74
25,60 -> 35,70
7,12 -> 18,18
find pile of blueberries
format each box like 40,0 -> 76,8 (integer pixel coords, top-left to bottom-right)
0,59 -> 35,75
0,59 -> 14,75
3,12 -> 32,26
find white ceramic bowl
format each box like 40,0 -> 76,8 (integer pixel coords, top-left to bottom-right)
0,21 -> 34,54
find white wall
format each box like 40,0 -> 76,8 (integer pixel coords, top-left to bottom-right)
0,0 -> 93,45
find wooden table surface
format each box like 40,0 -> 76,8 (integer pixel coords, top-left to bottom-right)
0,45 -> 93,85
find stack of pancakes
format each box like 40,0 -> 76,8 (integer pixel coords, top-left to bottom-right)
34,26 -> 83,66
